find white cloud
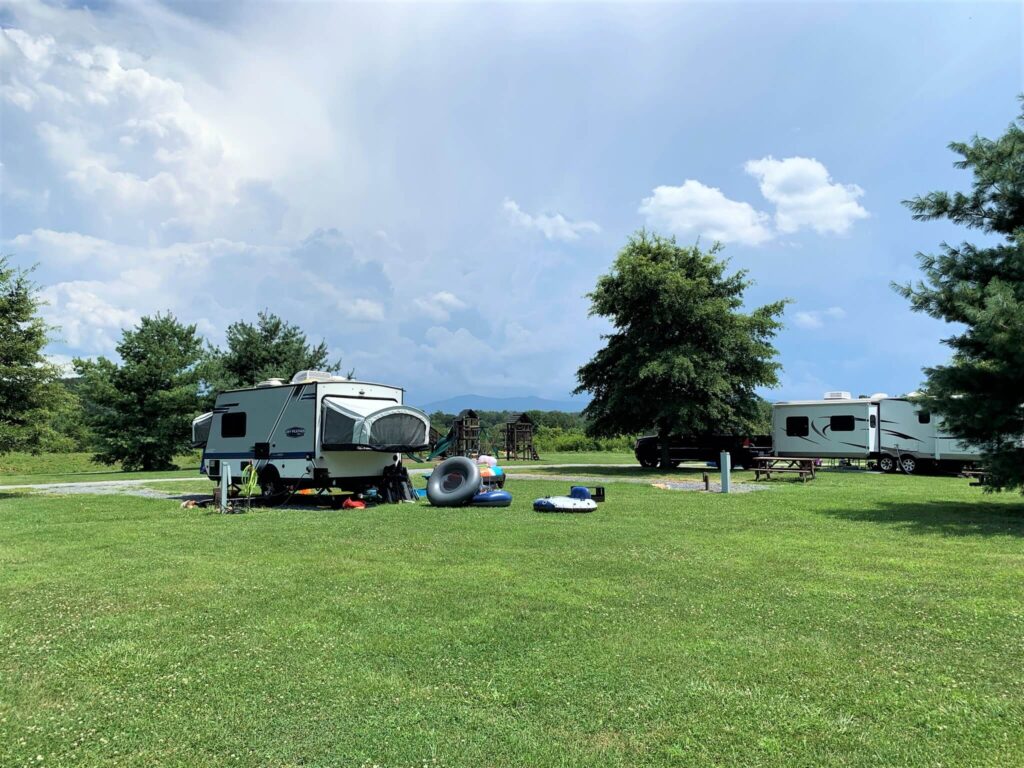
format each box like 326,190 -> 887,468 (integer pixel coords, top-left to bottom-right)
744,156 -> 868,235
793,306 -> 847,330
638,180 -> 773,246
413,291 -> 467,322
2,24 -> 285,244
502,198 -> 600,242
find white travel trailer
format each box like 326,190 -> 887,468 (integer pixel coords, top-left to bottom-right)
771,392 -> 981,473
192,371 -> 431,496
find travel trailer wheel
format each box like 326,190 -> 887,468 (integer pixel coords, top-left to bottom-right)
877,455 -> 896,473
258,467 -> 287,505
899,455 -> 917,474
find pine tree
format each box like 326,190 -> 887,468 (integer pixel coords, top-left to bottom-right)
896,101 -> 1024,490
201,310 -> 342,400
75,314 -> 203,471
0,257 -> 62,454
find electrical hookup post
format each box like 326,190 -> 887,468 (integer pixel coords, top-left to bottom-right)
719,451 -> 731,494
219,463 -> 232,512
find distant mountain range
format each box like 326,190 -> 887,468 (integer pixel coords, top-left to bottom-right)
417,394 -> 588,414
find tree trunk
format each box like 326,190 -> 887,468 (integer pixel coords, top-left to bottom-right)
659,427 -> 672,469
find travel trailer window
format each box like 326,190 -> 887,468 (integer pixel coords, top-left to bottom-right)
918,411 -> 930,424
870,415 -> 877,428
830,415 -> 855,432
221,412 -> 246,438
786,416 -> 809,437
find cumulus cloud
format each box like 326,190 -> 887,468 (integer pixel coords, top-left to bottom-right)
641,157 -> 867,246
638,180 -> 773,246
502,198 -> 600,242
1,25 -> 285,244
792,306 -> 847,330
414,291 -> 467,322
744,156 -> 868,235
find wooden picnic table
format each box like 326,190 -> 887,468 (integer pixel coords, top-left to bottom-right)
753,456 -> 817,482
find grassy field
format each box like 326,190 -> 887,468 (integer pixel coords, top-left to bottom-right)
0,451 -> 637,487
2,469 -> 1023,767
0,452 -> 203,486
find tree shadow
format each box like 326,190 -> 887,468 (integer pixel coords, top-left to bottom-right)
821,498 -> 1024,538
518,465 -> 723,479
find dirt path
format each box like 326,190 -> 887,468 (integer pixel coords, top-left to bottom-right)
0,463 -> 766,499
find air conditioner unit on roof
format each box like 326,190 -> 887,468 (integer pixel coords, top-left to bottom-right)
291,370 -> 347,384
823,391 -> 852,400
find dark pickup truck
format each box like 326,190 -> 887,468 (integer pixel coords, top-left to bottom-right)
634,434 -> 772,469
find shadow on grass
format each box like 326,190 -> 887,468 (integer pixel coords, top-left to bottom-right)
518,465 -> 720,479
822,498 -> 1024,538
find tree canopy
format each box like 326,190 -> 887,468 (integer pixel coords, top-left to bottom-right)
575,232 -> 785,466
896,101 -> 1024,490
0,257 -> 63,454
202,310 -> 341,396
75,314 -> 203,471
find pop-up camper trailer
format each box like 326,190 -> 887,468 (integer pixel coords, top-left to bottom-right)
192,371 -> 430,495
771,392 -> 980,472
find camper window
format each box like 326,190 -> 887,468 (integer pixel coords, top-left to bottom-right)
918,411 -> 931,424
786,416 -> 809,437
830,415 -> 856,432
870,415 -> 877,428
221,412 -> 247,438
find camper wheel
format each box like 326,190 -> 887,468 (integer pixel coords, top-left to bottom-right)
877,455 -> 896,473
258,466 -> 287,505
899,455 -> 918,474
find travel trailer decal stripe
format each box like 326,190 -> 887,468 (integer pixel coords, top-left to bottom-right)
883,429 -> 918,441
204,451 -> 310,460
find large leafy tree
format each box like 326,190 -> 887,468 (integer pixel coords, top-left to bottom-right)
897,102 -> 1024,490
576,231 -> 786,467
75,314 -> 203,471
202,311 -> 341,398
0,257 -> 63,453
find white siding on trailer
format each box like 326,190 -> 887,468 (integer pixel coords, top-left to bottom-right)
877,399 -> 935,459
772,401 -> 876,459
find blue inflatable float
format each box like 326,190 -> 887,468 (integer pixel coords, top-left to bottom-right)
471,489 -> 513,507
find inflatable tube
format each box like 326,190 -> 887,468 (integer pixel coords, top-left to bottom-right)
533,496 -> 598,513
426,457 -> 481,506
471,489 -> 512,507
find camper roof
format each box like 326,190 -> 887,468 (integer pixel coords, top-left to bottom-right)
774,395 -> 907,406
218,377 -> 406,395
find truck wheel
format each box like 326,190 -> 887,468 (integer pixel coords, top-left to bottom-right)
877,455 -> 895,473
899,455 -> 917,474
426,457 -> 481,506
638,454 -> 658,468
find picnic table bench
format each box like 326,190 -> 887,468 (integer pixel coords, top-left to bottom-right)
962,469 -> 988,487
753,456 -> 817,482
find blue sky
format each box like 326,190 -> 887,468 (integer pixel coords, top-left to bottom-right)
1,0 -> 1021,407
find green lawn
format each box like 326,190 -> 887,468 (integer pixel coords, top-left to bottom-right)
1,470 -> 1022,767
0,451 -> 636,487
0,451 -> 202,486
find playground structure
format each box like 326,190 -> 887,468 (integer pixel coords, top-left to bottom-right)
504,412 -> 540,461
429,409 -> 481,459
